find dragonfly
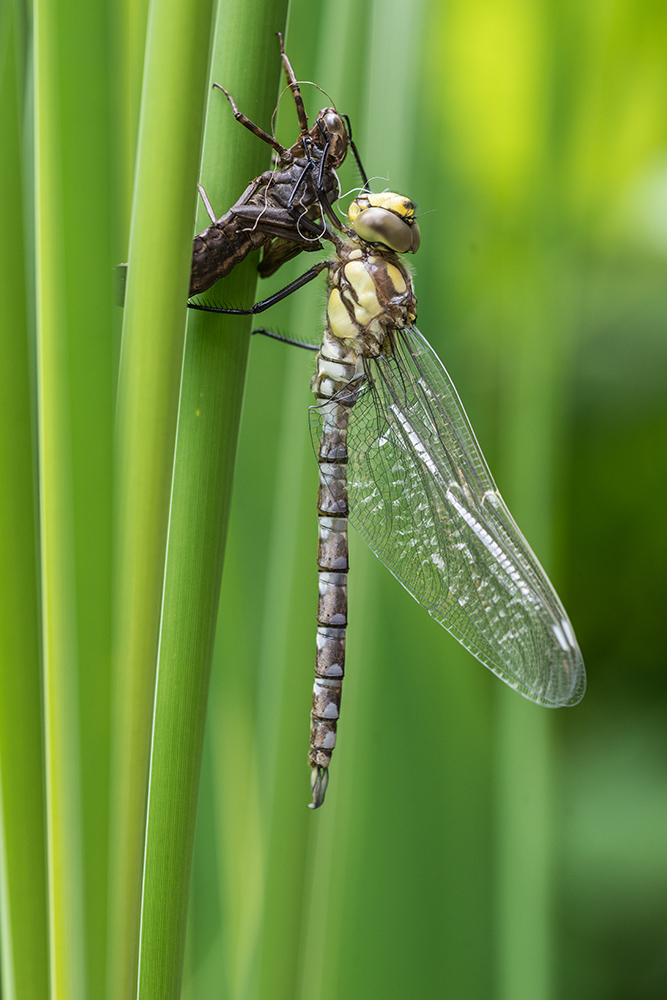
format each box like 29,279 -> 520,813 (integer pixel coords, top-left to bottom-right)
190,190 -> 586,809
189,33 -> 368,296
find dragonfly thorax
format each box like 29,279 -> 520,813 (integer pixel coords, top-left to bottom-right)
311,241 -> 417,399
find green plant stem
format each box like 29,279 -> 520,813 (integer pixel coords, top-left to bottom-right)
109,0 -> 216,995
135,2 -> 290,997
0,5 -> 49,998
34,0 -> 88,993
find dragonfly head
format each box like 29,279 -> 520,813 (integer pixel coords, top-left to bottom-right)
312,109 -> 349,168
347,192 -> 421,254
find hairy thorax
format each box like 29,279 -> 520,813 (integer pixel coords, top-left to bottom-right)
311,240 -> 417,398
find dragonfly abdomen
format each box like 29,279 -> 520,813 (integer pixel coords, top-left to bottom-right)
309,330 -> 362,807
311,512 -> 347,765
310,400 -> 353,807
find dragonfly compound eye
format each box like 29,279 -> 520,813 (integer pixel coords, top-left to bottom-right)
350,207 -> 420,254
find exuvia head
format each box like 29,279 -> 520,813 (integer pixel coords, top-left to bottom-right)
347,192 -> 421,254
312,108 -> 349,168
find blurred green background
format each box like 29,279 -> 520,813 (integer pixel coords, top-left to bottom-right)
185,1 -> 667,998
2,0 -> 666,997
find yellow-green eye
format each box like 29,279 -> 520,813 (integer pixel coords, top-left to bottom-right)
351,207 -> 420,254
347,191 -> 420,253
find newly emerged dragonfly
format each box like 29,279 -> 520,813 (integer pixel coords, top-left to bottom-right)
191,191 -> 586,809
190,33 -> 367,296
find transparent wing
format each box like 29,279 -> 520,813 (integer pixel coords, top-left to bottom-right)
310,327 -> 585,707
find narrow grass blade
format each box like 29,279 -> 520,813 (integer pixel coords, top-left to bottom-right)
137,3 -> 291,998
0,4 -> 49,998
108,0 -> 217,995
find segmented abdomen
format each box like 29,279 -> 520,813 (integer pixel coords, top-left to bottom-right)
310,398 -> 350,772
309,331 -> 363,807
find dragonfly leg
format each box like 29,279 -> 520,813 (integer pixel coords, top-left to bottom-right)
197,183 -> 217,224
251,329 -> 318,352
278,32 -> 309,134
282,132 -> 343,235
213,83 -> 287,158
286,157 -> 316,211
188,259 -> 329,315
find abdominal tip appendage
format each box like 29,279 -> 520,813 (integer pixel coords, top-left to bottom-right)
308,766 -> 329,809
